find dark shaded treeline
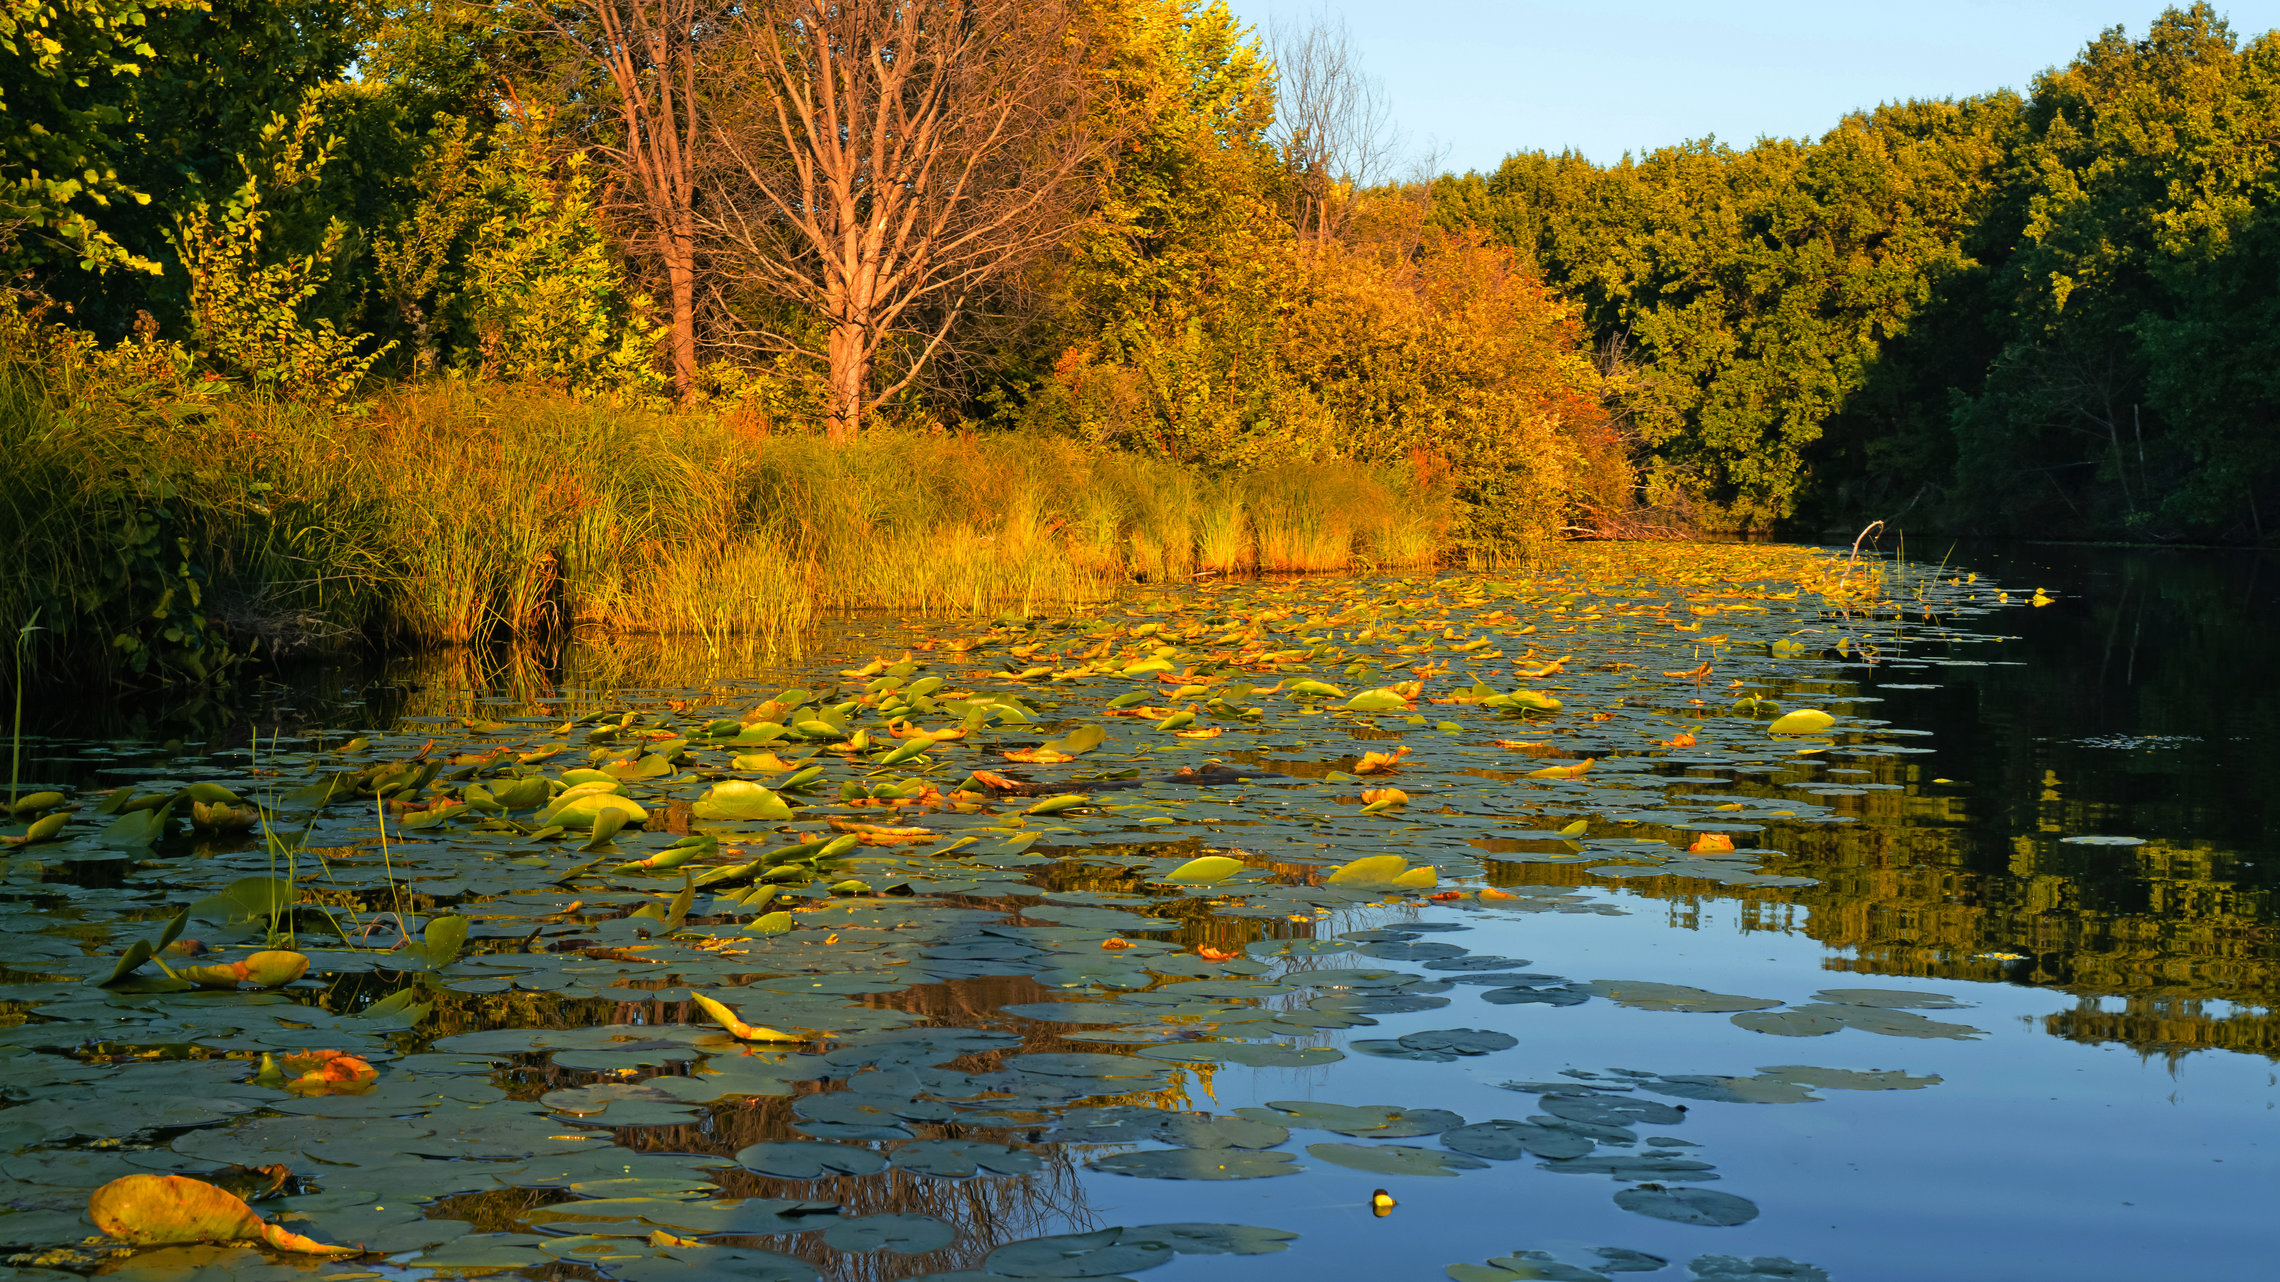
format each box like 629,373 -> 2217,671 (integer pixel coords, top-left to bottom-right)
1430,4 -> 2280,542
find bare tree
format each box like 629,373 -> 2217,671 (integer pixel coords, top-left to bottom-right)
704,0 -> 1106,441
1268,13 -> 1400,243
522,0 -> 719,400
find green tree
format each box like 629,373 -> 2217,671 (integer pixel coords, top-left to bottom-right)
0,0 -> 203,273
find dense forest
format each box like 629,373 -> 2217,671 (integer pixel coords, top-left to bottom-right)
3,0 -> 2277,679
1434,3 -> 2280,540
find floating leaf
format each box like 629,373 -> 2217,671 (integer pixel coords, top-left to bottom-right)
692,993 -> 809,1041
1586,981 -> 1781,1013
1767,709 -> 1835,735
1729,1008 -> 1845,1037
733,1142 -> 888,1180
179,950 -> 309,990
88,1174 -> 358,1254
821,1213 -> 954,1254
1305,1143 -> 1487,1177
1760,1065 -> 1941,1092
1690,1254 -> 1832,1281
889,1140 -> 1042,1178
1612,1185 -> 1758,1226
1812,988 -> 1969,1010
1162,855 -> 1243,883
1441,1119 -> 1593,1161
1120,1223 -> 1297,1255
1088,1149 -> 1300,1180
1326,855 -> 1413,887
692,781 -> 793,822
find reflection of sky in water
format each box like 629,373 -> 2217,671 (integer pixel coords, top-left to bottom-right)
1073,894 -> 2276,1281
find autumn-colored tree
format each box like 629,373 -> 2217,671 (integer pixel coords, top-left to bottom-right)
705,0 -> 1108,440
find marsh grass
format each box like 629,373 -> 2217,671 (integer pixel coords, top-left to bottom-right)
1,366 -> 1457,680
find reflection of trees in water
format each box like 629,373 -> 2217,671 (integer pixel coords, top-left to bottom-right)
439,977 -> 1279,1278
711,1148 -> 1093,1281
1475,752 -> 2280,1060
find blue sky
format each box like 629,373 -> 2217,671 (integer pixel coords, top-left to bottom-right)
1223,2 -> 2280,174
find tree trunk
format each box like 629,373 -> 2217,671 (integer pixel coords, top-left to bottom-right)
826,317 -> 867,443
662,219 -> 697,400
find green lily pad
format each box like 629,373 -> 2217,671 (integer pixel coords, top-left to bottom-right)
1087,1149 -> 1301,1180
1613,1185 -> 1759,1226
1788,1002 -> 1987,1039
889,1140 -> 1042,1178
1441,1119 -> 1593,1161
1447,1254 -> 1609,1282
692,781 -> 793,822
1305,1142 -> 1489,1177
1760,1065 -> 1941,1091
1811,988 -> 1969,1010
822,1212 -> 955,1253
1643,1074 -> 1817,1105
1352,1027 -> 1518,1061
1729,1008 -> 1846,1037
411,1233 -> 554,1270
1539,1093 -> 1687,1127
733,1141 -> 888,1180
613,1244 -> 821,1282
1689,1255 -> 1831,1281
1136,1042 -> 1343,1069
1120,1222 -> 1298,1255
1009,1052 -> 1167,1078
984,1227 -> 1174,1276
1585,981 -> 1782,1013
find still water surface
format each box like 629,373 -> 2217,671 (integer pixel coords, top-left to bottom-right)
2,541 -> 2273,1282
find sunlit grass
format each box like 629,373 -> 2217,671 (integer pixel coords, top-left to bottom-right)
0,368 -> 1461,678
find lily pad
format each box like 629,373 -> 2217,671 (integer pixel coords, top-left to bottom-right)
1791,1002 -> 1987,1040
1729,1008 -> 1846,1037
1161,856 -> 1244,883
1760,1065 -> 1941,1091
1811,988 -> 1969,1010
890,1140 -> 1043,1178
1353,1027 -> 1518,1061
1305,1142 -> 1488,1177
1087,1149 -> 1301,1180
984,1227 -> 1175,1277
692,781 -> 793,822
1137,1042 -> 1343,1069
1613,1185 -> 1759,1226
1009,1052 -> 1168,1079
1538,1093 -> 1687,1127
1441,1119 -> 1594,1161
1119,1222 -> 1298,1255
1586,981 -> 1782,1014
1448,1253 -> 1612,1282
733,1142 -> 889,1180
822,1213 -> 955,1254
1689,1256 -> 1831,1281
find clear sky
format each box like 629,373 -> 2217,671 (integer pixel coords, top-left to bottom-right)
1223,1 -> 2280,174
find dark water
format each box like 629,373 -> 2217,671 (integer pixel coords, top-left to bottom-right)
2,542 -> 2275,1282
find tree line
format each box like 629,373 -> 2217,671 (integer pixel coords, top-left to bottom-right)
6,1 -> 2276,543
1432,3 -> 2280,540
1,0 -> 1620,556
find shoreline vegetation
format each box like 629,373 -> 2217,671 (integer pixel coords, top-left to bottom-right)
1,364 -> 1470,685
8,1 -> 2276,686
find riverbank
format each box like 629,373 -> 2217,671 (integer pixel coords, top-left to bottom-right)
1,373 -> 1456,685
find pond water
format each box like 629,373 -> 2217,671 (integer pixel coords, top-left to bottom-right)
1,541 -> 2273,1282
